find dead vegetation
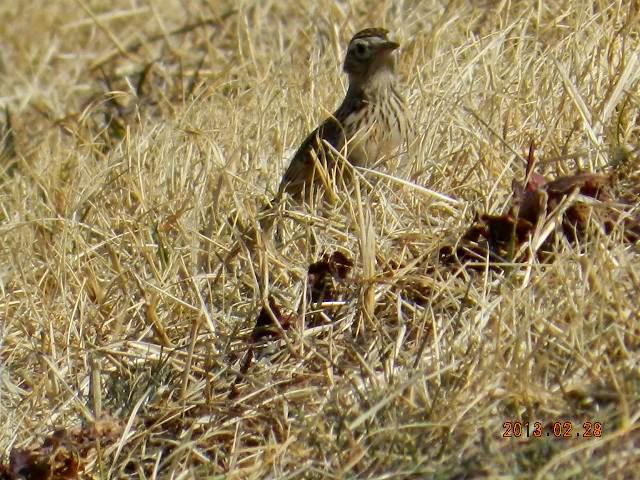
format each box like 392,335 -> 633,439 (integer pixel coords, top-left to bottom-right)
441,143 -> 640,269
1,0 -> 639,478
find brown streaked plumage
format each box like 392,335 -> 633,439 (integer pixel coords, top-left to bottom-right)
276,27 -> 407,202
215,29 -> 407,273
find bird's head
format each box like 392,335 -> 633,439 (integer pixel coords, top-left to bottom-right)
343,28 -> 399,85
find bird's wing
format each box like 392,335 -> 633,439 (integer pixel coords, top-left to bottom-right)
277,116 -> 342,199
277,92 -> 367,200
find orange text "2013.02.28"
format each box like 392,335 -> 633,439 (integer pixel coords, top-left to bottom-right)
502,421 -> 602,438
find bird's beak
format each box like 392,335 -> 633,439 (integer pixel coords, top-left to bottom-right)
381,40 -> 400,51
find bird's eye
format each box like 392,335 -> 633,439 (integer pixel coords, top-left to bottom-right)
354,43 -> 367,56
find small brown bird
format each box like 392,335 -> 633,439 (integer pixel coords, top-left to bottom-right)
276,27 -> 408,203
219,28 -> 407,270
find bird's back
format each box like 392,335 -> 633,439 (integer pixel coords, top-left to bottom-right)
277,89 -> 367,201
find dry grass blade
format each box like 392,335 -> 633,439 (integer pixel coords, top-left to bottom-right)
553,57 -> 603,167
358,166 -> 461,207
347,364 -> 457,431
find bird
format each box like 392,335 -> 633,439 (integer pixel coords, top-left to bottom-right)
275,27 -> 408,204
214,28 -> 407,274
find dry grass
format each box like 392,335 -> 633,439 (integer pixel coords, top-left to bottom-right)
1,0 -> 639,478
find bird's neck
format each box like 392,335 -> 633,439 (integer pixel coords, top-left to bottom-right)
348,68 -> 397,99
